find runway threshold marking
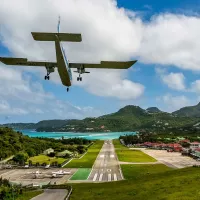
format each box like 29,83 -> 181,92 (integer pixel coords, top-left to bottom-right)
93,173 -> 98,181
100,155 -> 105,158
110,155 -> 114,158
99,173 -> 103,181
113,173 -> 117,181
108,174 -> 111,181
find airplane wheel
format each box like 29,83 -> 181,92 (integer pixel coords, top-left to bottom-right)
77,77 -> 79,81
67,88 -> 69,92
44,76 -> 47,80
47,76 -> 50,80
80,77 -> 82,81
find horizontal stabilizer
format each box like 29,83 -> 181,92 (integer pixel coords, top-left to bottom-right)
32,32 -> 82,42
69,60 -> 137,69
0,57 -> 56,67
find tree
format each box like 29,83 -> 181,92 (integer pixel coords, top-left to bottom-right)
182,142 -> 190,148
48,152 -> 56,157
13,152 -> 28,165
28,160 -> 33,166
77,145 -> 86,154
26,148 -> 36,157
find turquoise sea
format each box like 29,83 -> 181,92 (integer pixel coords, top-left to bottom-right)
19,130 -> 136,140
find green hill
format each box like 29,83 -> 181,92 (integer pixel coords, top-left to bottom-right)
146,107 -> 162,113
2,103 -> 200,133
173,102 -> 200,117
36,105 -> 200,133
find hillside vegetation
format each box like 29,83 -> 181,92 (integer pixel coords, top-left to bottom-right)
0,128 -> 91,162
36,105 -> 200,133
2,103 -> 200,133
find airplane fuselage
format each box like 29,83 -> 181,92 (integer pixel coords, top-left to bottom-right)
55,35 -> 72,87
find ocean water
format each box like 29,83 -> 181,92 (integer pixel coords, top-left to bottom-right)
19,130 -> 136,140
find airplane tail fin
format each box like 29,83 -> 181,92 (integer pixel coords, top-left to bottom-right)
31,32 -> 82,42
31,16 -> 82,42
57,16 -> 61,33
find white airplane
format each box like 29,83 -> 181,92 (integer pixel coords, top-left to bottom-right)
52,170 -> 70,175
28,170 -> 41,175
45,164 -> 50,169
0,17 -> 137,92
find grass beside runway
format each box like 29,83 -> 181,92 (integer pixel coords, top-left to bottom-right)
65,140 -> 104,168
28,155 -> 66,165
113,139 -> 156,162
70,168 -> 91,180
16,190 -> 43,200
69,165 -> 200,200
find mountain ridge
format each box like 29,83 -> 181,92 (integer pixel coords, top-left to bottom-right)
1,103 -> 200,132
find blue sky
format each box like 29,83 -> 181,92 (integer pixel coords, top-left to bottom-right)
0,0 -> 200,123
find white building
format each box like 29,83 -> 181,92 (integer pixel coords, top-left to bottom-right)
43,148 -> 54,155
190,142 -> 200,150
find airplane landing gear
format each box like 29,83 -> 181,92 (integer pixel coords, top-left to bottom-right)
44,66 -> 55,81
67,87 -> 69,92
77,75 -> 82,81
44,75 -> 50,80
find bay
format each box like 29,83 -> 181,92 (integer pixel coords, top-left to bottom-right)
19,129 -> 136,140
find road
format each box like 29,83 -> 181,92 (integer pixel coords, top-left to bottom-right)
31,189 -> 67,200
0,155 -> 14,164
88,140 -> 123,182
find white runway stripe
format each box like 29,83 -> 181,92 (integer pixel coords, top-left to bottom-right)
100,155 -> 104,158
93,173 -> 98,181
110,155 -> 114,158
113,173 -> 117,181
108,174 -> 111,181
99,173 -> 103,181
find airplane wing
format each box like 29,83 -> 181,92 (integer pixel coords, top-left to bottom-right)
32,32 -> 82,42
69,60 -> 137,69
0,57 -> 56,67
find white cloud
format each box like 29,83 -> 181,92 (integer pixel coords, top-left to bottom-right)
137,14 -> 200,71
156,68 -> 186,90
190,80 -> 200,94
162,73 -> 185,91
0,63 -> 103,120
74,69 -> 144,100
0,100 -> 28,115
157,94 -> 192,112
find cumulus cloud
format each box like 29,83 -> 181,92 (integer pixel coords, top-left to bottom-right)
157,94 -> 193,112
156,68 -> 186,90
190,80 -> 200,94
0,63 -> 103,121
137,14 -> 200,71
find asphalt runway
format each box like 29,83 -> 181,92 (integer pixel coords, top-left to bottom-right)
31,189 -> 67,200
88,140 -> 123,182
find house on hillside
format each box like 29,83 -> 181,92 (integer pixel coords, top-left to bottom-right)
167,143 -> 182,152
57,150 -> 73,157
179,139 -> 190,144
86,128 -> 94,131
43,148 -> 54,155
190,142 -> 200,151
